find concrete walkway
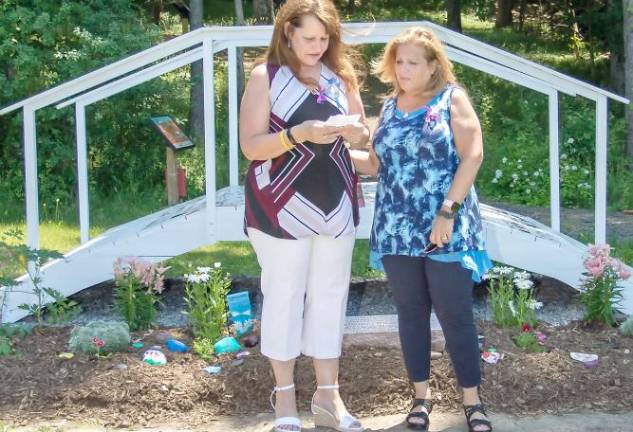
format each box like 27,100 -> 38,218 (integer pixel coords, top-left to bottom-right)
7,412 -> 633,432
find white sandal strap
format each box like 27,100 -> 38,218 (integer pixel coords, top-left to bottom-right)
339,414 -> 361,429
270,384 -> 296,410
316,384 -> 340,390
275,384 -> 296,392
274,416 -> 301,431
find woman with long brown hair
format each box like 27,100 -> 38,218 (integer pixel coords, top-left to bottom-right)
239,1 -> 368,431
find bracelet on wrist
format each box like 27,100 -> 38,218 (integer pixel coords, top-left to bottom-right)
287,127 -> 302,146
279,130 -> 295,151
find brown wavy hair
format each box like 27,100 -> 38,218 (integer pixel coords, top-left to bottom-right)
263,0 -> 361,92
374,26 -> 457,96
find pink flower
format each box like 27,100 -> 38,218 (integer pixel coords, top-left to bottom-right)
92,336 -> 105,348
619,267 -> 631,280
584,256 -> 605,277
588,244 -> 611,258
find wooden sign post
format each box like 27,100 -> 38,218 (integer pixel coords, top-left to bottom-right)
150,116 -> 195,205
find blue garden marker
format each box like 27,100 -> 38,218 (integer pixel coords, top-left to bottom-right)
226,291 -> 254,336
166,339 -> 189,353
214,336 -> 241,354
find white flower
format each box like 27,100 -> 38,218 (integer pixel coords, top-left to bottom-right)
583,169 -> 590,175
518,159 -> 523,164
214,262 -> 222,268
514,270 -> 531,280
493,266 -> 514,275
502,157 -> 508,164
515,279 -> 534,290
523,171 -> 528,176
571,165 -> 577,171
495,169 -> 503,178
533,171 -> 540,177
517,164 -> 523,170
561,153 -> 567,159
199,273 -> 210,283
528,300 -> 544,310
512,173 -> 519,180
186,274 -> 201,283
526,189 -> 531,194
492,178 -> 499,183
529,181 -> 536,187
567,138 -> 574,144
197,266 -> 212,274
508,300 -> 517,316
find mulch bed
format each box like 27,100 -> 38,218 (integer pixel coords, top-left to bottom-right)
1,321 -> 632,428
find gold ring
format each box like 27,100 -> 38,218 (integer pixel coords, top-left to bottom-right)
442,234 -> 449,241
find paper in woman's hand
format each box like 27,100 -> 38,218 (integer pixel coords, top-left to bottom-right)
323,114 -> 361,127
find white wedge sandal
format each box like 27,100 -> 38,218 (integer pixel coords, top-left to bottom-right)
311,384 -> 364,432
270,383 -> 302,432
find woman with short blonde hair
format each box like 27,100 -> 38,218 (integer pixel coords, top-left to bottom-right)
351,26 -> 493,432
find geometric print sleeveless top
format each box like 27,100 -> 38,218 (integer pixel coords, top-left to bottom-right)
370,84 -> 486,258
244,63 -> 359,239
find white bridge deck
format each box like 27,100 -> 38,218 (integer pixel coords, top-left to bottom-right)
2,182 -> 631,323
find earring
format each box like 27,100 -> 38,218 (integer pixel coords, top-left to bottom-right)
287,40 -> 291,49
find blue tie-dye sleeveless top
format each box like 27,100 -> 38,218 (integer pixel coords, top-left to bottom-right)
370,84 -> 488,275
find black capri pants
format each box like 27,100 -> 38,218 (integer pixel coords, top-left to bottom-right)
382,254 -> 481,388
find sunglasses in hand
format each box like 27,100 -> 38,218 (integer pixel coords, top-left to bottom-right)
423,243 -> 438,254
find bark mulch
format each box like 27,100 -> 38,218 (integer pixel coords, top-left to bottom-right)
1,320 -> 632,428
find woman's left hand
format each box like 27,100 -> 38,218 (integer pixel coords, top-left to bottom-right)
430,215 -> 455,249
339,121 -> 368,147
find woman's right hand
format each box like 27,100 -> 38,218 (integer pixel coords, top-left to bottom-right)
292,120 -> 343,144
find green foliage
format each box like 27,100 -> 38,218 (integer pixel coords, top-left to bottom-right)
192,337 -> 215,362
0,229 -> 64,324
513,330 -> 546,353
0,323 -> 32,357
0,337 -> 10,357
487,266 -> 538,328
580,247 -> 628,326
68,320 -> 131,354
183,265 -> 232,340
113,258 -> 168,331
0,0 -> 174,214
42,287 -> 81,324
620,315 -> 633,337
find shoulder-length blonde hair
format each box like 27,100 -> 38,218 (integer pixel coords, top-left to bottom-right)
374,27 -> 456,96
263,0 -> 361,92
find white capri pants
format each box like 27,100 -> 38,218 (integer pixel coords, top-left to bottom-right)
247,228 -> 355,361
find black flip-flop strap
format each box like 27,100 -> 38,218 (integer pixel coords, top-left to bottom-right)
406,411 -> 430,425
468,418 -> 492,431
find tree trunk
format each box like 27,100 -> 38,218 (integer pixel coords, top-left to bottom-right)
253,0 -> 275,24
153,0 -> 163,25
496,0 -> 514,28
446,0 -> 462,32
347,0 -> 356,15
234,0 -> 246,101
624,0 -> 633,158
518,0 -> 527,31
607,0 -> 625,93
188,0 -> 204,146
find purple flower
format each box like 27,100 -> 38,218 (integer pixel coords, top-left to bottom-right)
316,87 -> 327,104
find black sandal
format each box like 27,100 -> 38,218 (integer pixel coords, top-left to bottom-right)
406,398 -> 433,430
463,403 -> 493,432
